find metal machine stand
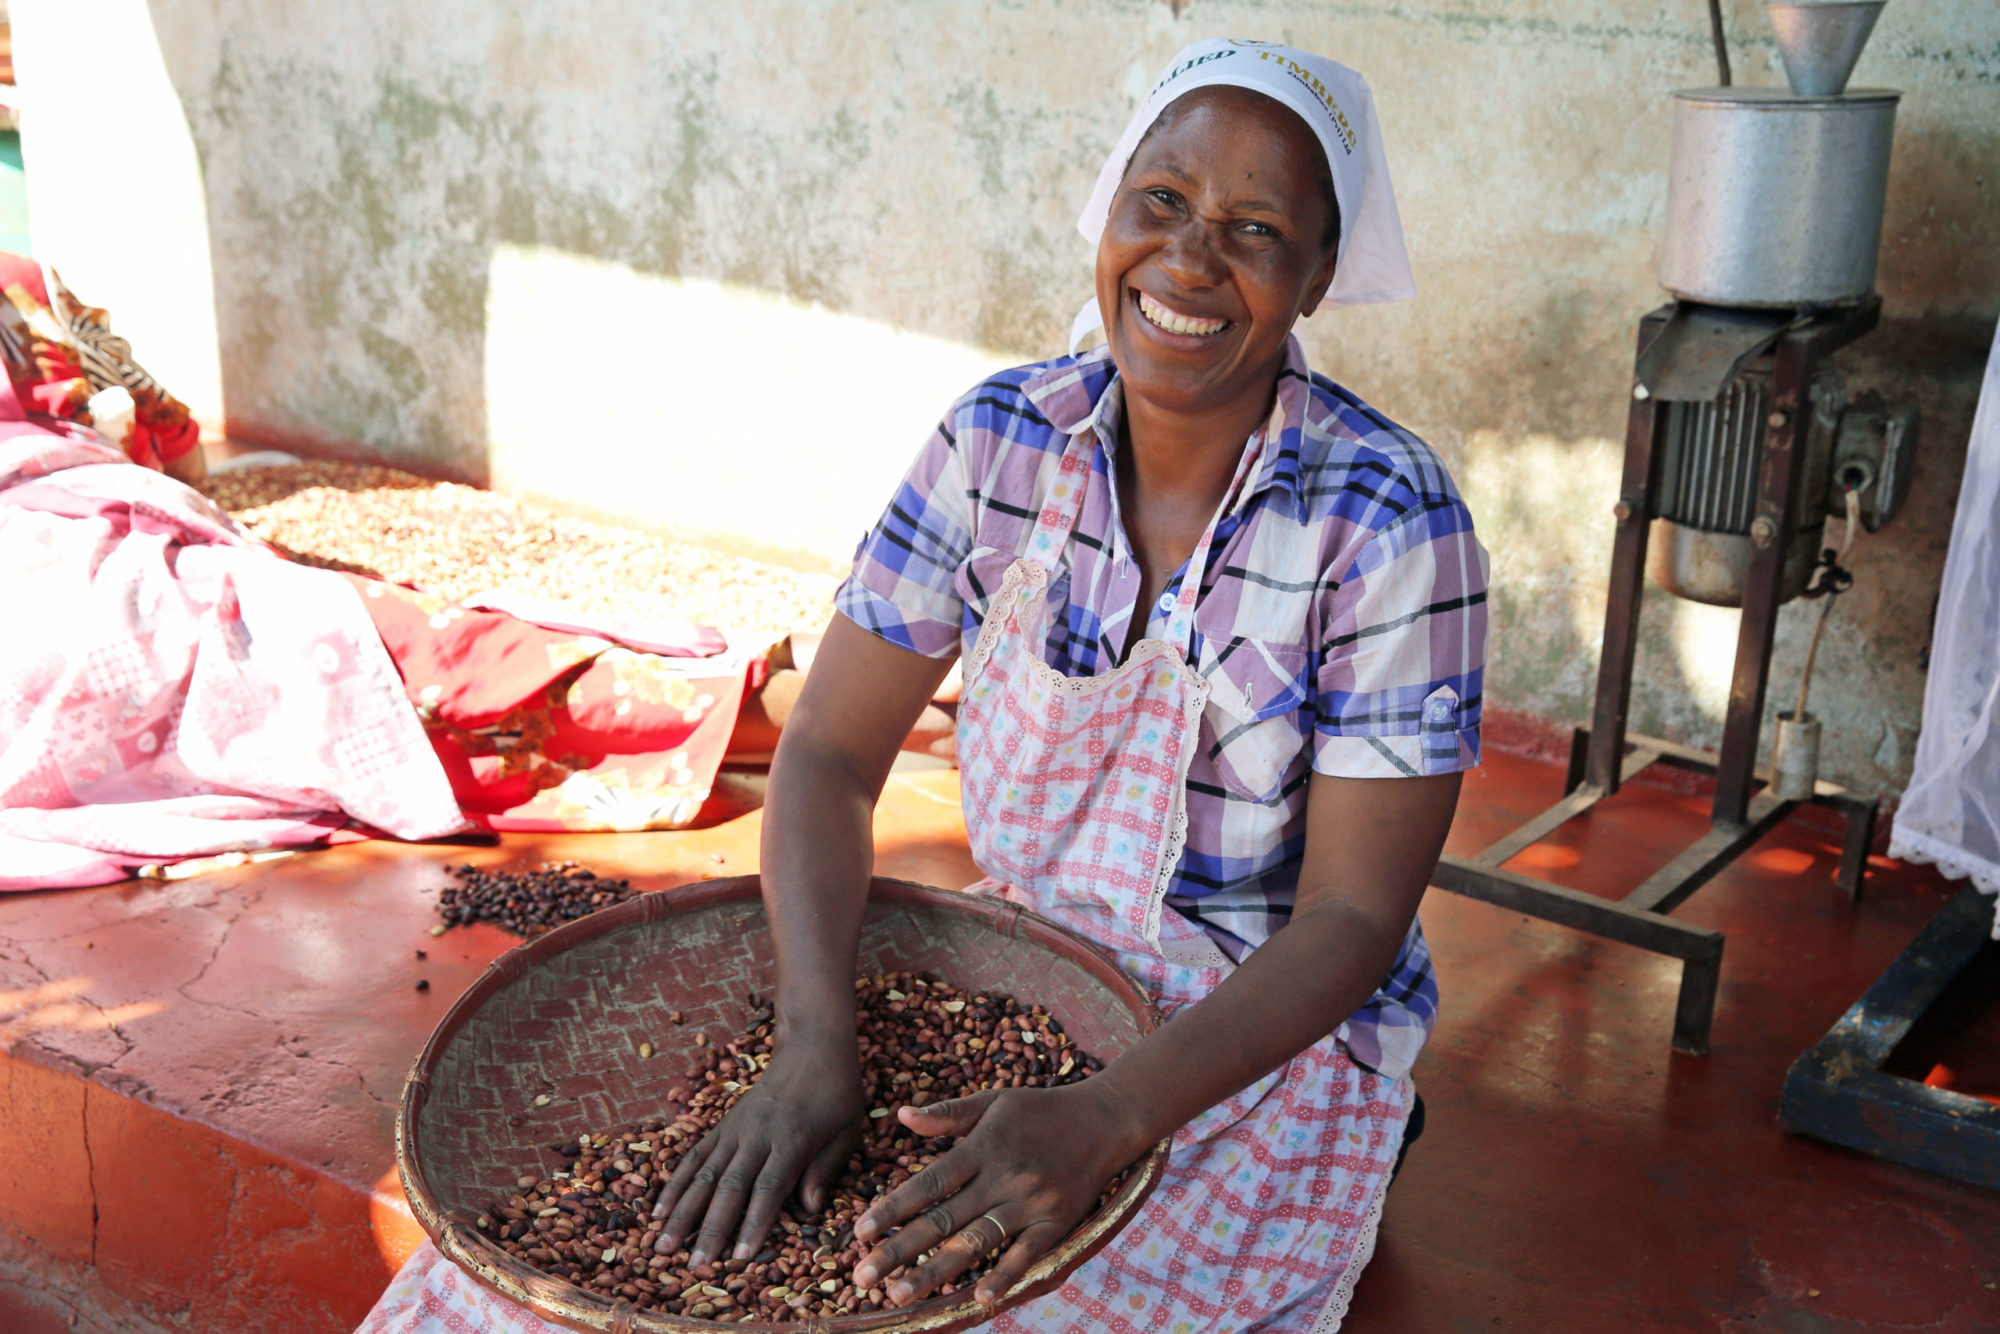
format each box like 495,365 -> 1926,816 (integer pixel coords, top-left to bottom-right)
1431,301 -> 1883,1055
1780,884 -> 2000,1188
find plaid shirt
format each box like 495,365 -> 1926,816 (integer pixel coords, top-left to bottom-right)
837,337 -> 1487,1077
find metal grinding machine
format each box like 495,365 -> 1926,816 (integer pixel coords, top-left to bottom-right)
1432,1 -> 1920,1053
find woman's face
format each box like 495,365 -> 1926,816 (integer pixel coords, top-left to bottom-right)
1094,87 -> 1339,422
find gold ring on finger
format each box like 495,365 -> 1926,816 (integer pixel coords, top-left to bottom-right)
975,1211 -> 1010,1252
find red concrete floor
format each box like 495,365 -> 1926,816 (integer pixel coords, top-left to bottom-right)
2,753 -> 1997,1332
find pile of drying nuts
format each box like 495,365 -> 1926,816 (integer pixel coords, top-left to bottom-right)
436,861 -> 639,937
206,459 -> 836,637
479,972 -> 1110,1322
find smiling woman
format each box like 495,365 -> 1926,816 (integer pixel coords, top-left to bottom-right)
359,37 -> 1485,1334
1099,87 -> 1341,454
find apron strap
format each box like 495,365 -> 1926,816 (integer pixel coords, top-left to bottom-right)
1023,427 -> 1099,572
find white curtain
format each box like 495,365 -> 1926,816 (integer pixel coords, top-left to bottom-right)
1890,318 -> 2000,936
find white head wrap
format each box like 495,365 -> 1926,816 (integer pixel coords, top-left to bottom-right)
1070,38 -> 1415,353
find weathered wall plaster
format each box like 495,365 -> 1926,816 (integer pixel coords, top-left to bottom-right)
14,0 -> 1998,796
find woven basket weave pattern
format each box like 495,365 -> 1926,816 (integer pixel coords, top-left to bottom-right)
400,877 -> 1165,1334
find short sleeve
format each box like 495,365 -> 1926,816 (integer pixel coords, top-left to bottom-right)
1312,499 -> 1488,778
834,415 -> 975,660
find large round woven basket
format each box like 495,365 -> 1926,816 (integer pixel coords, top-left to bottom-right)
398,875 -> 1169,1334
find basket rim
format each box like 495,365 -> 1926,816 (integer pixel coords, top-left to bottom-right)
397,874 -> 1170,1334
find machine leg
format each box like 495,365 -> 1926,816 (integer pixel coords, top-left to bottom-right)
1713,335 -> 1814,825
1584,360 -> 1664,798
1837,798 -> 1877,901
1672,933 -> 1726,1056
1564,726 -> 1591,796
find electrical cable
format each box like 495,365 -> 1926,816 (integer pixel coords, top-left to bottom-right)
1793,486 -> 1862,725
1707,0 -> 1733,87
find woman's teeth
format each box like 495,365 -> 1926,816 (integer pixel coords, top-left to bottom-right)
1137,291 -> 1227,337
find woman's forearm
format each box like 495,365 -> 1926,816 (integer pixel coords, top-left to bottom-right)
1083,897 -> 1412,1157
1083,773 -> 1457,1154
759,731 -> 884,1046
755,617 -> 957,1053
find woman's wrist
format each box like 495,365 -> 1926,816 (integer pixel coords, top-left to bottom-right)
1064,1070 -> 1167,1171
766,953 -> 861,1048
775,1004 -> 859,1057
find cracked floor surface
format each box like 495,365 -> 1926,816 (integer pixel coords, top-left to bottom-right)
3,753 -> 1999,1332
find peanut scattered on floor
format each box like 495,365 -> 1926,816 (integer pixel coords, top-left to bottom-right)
437,861 -> 638,937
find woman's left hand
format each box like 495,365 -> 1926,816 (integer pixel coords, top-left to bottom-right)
851,1081 -> 1146,1307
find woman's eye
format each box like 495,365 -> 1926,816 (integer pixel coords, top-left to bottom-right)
1238,221 -> 1278,239
1145,188 -> 1181,210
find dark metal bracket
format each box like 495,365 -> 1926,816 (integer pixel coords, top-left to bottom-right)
1780,883 -> 2000,1189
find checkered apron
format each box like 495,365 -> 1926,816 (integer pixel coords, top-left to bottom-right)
958,425 -> 1408,1334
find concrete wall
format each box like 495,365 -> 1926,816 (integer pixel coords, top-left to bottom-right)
14,0 -> 1998,796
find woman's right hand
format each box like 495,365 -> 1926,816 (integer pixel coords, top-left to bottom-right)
658,615 -> 952,1263
651,1033 -> 865,1265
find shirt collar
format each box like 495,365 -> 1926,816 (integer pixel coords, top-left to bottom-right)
1020,336 -> 1311,518
1021,343 -> 1122,439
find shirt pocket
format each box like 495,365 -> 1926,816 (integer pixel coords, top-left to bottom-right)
1200,639 -> 1312,804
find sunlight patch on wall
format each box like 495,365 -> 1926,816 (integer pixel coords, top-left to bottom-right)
1457,427 -> 1765,738
1456,429 -> 1623,712
1670,598 -> 1743,726
484,244 -> 1019,567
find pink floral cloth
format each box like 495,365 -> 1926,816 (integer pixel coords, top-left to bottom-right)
0,419 -> 466,887
359,1242 -> 568,1334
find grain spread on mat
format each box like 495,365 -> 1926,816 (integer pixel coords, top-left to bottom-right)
205,460 -> 834,638
479,973 -> 1116,1322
